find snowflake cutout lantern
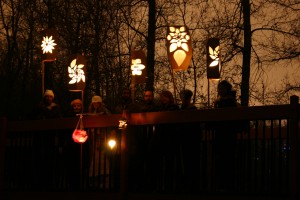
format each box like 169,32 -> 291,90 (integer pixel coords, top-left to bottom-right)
68,59 -> 85,84
41,36 -> 57,54
166,26 -> 192,71
131,58 -> 145,75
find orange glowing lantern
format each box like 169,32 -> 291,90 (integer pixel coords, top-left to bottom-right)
72,115 -> 88,143
166,26 -> 192,71
206,38 -> 221,79
41,28 -> 58,62
130,49 -> 147,84
68,54 -> 86,91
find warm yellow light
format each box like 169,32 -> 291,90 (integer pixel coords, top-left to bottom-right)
166,25 -> 192,71
41,36 -> 57,54
208,46 -> 220,67
108,139 -> 117,149
131,58 -> 145,75
68,59 -> 86,84
118,119 -> 127,129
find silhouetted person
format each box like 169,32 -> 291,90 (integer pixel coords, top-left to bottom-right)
213,80 -> 238,193
179,89 -> 201,192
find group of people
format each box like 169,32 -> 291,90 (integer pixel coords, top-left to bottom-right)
32,80 -> 239,192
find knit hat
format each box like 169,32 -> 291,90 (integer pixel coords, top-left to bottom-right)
44,90 -> 54,98
92,95 -> 102,103
71,99 -> 82,106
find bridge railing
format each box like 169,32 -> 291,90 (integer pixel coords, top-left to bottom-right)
0,96 -> 299,199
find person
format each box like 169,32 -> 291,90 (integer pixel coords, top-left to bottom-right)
67,98 -> 83,117
158,90 -> 179,111
31,90 -> 62,189
88,95 -> 111,115
64,98 -> 89,190
214,80 -> 237,108
140,90 -> 159,112
149,90 -> 180,192
33,89 -> 62,119
178,89 -> 201,192
87,95 -> 111,187
114,88 -> 140,114
213,80 -> 238,193
180,89 -> 197,110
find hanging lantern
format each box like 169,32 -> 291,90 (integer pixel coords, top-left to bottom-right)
72,115 -> 88,143
130,49 -> 147,84
206,38 -> 221,79
41,28 -> 58,62
118,118 -> 128,130
68,54 -> 86,91
166,26 -> 192,71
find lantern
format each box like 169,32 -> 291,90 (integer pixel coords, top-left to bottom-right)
72,115 -> 88,143
130,49 -> 147,84
166,26 -> 192,71
68,54 -> 86,91
118,118 -> 128,130
206,38 -> 221,79
41,28 -> 58,62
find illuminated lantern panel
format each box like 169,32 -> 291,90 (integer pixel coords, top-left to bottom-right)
68,54 -> 86,91
166,26 -> 192,71
118,118 -> 127,130
72,129 -> 88,143
130,49 -> 147,84
206,38 -> 221,79
41,28 -> 58,62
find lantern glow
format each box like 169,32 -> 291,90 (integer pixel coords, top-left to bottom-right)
108,139 -> 117,150
41,29 -> 58,62
72,129 -> 88,143
41,36 -> 57,54
130,49 -> 147,84
72,114 -> 88,143
206,38 -> 221,79
118,119 -> 127,130
68,54 -> 86,91
131,58 -> 145,75
166,26 -> 192,71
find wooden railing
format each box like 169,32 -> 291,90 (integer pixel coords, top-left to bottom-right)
0,96 -> 299,200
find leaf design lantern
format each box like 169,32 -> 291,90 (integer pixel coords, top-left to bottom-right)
206,38 -> 221,79
68,54 -> 86,91
166,26 -> 193,71
41,28 -> 58,62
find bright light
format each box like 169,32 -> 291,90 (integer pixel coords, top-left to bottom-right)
131,58 -> 145,75
68,59 -> 86,84
108,139 -> 116,149
41,36 -> 57,54
209,46 -> 220,67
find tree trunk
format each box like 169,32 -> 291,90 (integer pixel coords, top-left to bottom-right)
241,0 -> 251,106
146,0 -> 156,91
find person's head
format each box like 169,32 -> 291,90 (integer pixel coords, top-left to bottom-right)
122,89 -> 131,100
91,95 -> 102,109
217,80 -> 233,97
144,90 -> 154,104
180,89 -> 193,102
43,90 -> 55,106
160,90 -> 174,105
71,99 -> 82,114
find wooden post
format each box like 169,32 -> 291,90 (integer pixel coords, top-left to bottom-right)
289,95 -> 299,200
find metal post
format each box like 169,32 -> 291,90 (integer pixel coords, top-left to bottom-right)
120,110 -> 128,200
289,95 -> 299,200
42,61 -> 45,95
0,117 -> 7,192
